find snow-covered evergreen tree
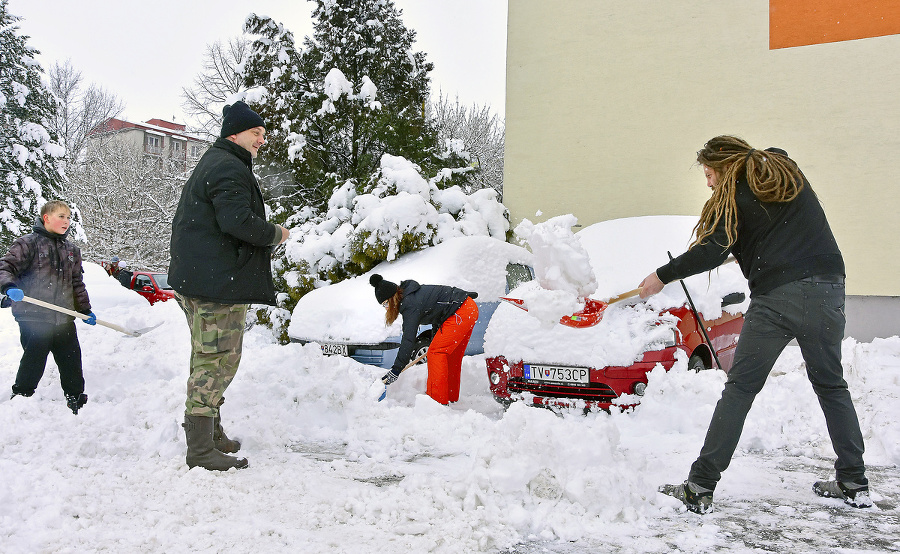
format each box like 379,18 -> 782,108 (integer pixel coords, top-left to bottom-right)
242,0 -> 470,212
239,1 -> 504,343
0,0 -> 66,251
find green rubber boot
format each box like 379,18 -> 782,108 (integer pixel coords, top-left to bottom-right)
183,414 -> 248,471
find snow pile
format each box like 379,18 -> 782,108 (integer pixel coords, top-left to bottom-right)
485,215 -> 749,369
512,214 -> 597,327
0,237 -> 897,552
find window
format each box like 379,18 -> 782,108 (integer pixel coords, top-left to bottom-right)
145,134 -> 162,155
171,139 -> 185,159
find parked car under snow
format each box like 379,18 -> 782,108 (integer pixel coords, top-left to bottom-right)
287,236 -> 534,369
484,215 -> 749,412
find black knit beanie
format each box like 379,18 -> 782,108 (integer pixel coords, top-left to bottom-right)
370,274 -> 399,304
220,101 -> 265,138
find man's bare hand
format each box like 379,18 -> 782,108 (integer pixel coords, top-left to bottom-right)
639,272 -> 664,298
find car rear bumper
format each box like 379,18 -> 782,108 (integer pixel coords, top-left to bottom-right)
486,353 -> 680,411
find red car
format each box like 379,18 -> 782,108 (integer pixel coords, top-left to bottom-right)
486,292 -> 744,412
122,271 -> 174,305
99,261 -> 174,305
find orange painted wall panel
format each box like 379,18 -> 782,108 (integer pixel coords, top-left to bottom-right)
770,0 -> 900,49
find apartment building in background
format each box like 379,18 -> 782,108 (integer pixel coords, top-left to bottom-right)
87,117 -> 209,171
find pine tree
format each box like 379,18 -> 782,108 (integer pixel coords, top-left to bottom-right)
0,0 -> 65,251
242,0 -> 468,213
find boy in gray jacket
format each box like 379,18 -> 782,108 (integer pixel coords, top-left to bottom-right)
0,200 -> 96,414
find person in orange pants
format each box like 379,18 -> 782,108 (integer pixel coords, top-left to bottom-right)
372,274 -> 479,404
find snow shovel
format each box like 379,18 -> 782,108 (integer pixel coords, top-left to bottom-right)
371,351 -> 429,402
19,295 -> 161,337
500,287 -> 643,329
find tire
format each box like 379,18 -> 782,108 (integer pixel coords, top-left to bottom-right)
412,338 -> 429,365
689,354 -> 708,372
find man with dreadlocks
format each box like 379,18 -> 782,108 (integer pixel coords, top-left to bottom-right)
638,135 -> 870,513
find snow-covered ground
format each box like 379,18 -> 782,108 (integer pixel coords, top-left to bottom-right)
1,256 -> 898,553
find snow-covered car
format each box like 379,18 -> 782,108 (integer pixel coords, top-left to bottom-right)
484,215 -> 749,412
287,236 -> 534,369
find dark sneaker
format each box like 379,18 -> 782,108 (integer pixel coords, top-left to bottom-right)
659,480 -> 714,514
813,479 -> 872,508
65,393 -> 88,415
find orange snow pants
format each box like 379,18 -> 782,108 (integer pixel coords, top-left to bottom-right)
426,297 -> 479,405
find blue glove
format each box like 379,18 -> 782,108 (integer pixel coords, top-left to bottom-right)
82,312 -> 97,325
6,288 -> 24,302
382,368 -> 401,385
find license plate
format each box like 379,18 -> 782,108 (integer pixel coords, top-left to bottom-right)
523,364 -> 589,384
320,343 -> 348,356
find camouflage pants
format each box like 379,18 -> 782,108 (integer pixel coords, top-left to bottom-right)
175,293 -> 248,417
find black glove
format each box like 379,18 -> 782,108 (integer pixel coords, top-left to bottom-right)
382,368 -> 401,385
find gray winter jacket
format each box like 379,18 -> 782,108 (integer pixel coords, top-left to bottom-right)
0,218 -> 91,324
391,280 -> 474,372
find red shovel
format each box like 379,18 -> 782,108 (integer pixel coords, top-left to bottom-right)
500,287 -> 642,329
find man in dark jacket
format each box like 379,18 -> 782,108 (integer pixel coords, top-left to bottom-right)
639,136 -> 869,513
169,101 -> 288,471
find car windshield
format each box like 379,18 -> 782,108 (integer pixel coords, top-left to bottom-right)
505,263 -> 534,292
153,274 -> 172,289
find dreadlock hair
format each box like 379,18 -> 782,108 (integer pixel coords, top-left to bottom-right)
692,135 -> 805,250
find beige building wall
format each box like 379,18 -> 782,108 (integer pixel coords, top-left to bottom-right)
504,1 -> 900,297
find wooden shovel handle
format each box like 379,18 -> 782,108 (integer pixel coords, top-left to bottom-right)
605,287 -> 643,305
21,295 -> 139,337
381,351 -> 429,384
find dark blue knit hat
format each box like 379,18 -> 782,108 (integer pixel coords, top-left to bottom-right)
370,274 -> 399,304
220,101 -> 265,138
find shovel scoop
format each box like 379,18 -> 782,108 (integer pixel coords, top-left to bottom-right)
500,287 -> 642,329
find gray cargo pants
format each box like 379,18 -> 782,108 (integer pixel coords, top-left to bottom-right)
688,277 -> 867,490
176,293 -> 249,418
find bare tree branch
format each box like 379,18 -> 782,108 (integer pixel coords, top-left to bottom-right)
67,134 -> 192,270
181,37 -> 250,140
47,59 -> 125,170
427,93 -> 504,196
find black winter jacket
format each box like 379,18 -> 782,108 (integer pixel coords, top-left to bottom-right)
0,218 -> 91,324
169,138 -> 281,304
392,280 -> 474,372
657,167 -> 844,297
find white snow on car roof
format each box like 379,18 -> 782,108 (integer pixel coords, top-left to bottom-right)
288,235 -> 533,343
484,215 -> 750,368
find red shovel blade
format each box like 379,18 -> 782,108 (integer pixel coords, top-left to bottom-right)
500,296 -> 608,328
500,287 -> 642,329
559,298 -> 608,328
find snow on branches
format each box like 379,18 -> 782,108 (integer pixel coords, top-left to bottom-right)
281,153 -> 509,290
